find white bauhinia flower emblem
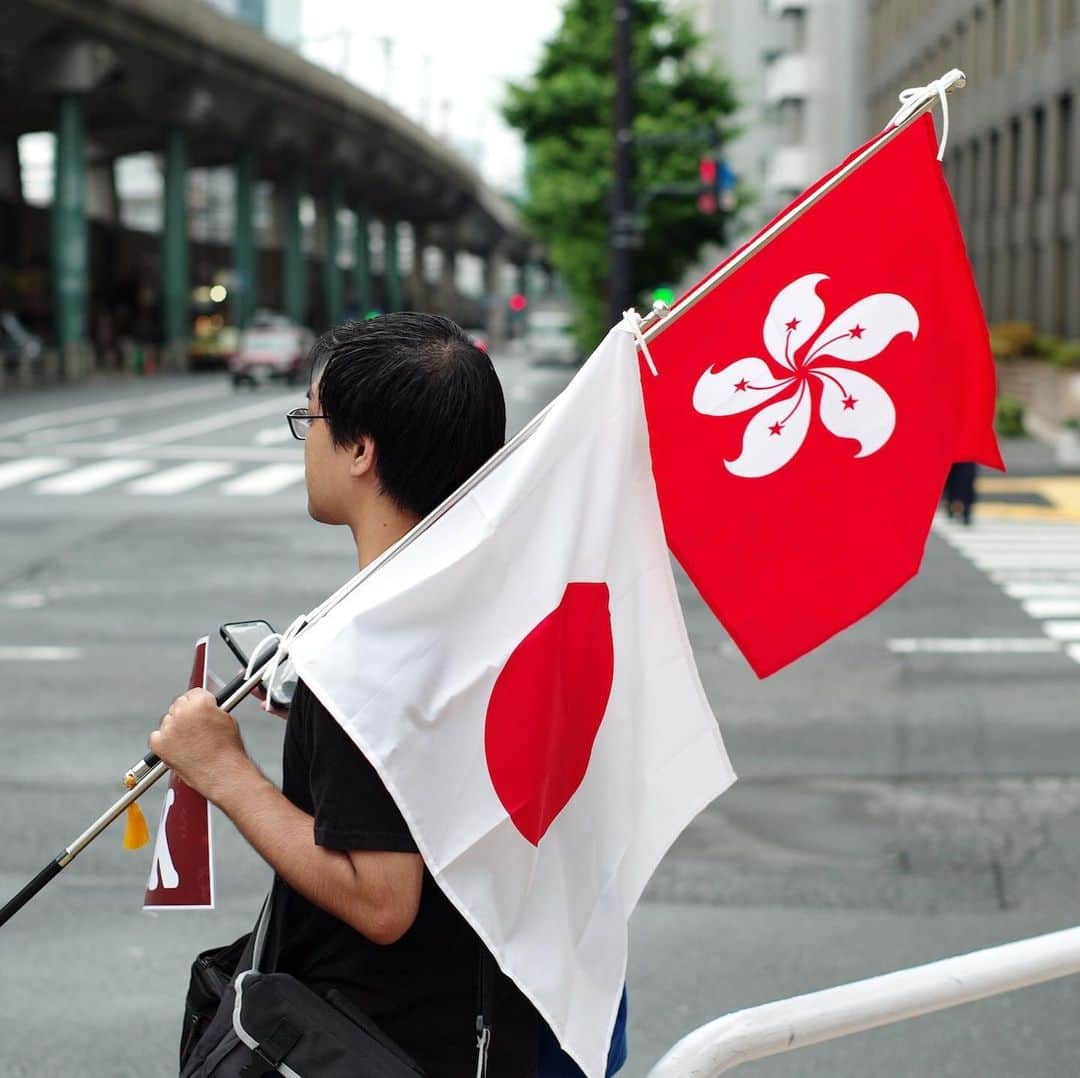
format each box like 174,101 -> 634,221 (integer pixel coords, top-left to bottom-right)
692,273 -> 919,478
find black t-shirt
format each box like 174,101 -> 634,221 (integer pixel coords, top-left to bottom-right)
270,680 -> 539,1078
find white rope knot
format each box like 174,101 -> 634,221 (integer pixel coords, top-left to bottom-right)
247,613 -> 306,713
620,307 -> 659,377
889,75 -> 951,161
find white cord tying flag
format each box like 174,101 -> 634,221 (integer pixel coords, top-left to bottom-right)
889,68 -> 961,161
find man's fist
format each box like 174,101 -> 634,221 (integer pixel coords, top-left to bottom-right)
150,688 -> 249,805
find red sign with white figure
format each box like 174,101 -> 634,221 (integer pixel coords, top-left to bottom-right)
640,114 -> 1003,677
143,638 -> 215,910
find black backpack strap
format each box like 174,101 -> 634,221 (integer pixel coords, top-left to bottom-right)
238,1016 -> 302,1077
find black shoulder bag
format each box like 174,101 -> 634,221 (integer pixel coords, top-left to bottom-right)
178,879 -> 496,1078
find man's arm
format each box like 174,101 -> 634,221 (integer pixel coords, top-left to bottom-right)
150,688 -> 423,945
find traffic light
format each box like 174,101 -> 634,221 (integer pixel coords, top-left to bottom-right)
699,157 -> 737,216
698,157 -> 719,215
508,293 -> 528,312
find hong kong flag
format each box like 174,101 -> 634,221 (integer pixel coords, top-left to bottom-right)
291,328 -> 734,1078
640,114 -> 1003,677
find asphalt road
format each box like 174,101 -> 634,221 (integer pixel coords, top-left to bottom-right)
0,354 -> 1078,1077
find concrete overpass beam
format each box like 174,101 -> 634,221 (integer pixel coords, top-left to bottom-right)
161,128 -> 189,370
352,203 -> 372,317
283,166 -> 306,326
323,176 -> 344,327
50,94 -> 88,377
234,148 -> 257,330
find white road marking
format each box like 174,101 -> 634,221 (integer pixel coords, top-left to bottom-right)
220,463 -> 306,495
888,638 -> 1061,654
0,646 -> 81,661
1021,599 -> 1080,619
0,441 -> 299,465
0,457 -> 69,489
991,570 -> 1080,583
255,426 -> 295,445
127,461 -> 236,494
1005,583 -> 1080,599
935,517 -> 1080,666
105,394 -> 297,451
971,555 -> 1080,570
0,383 -> 227,438
35,459 -> 153,494
24,418 -> 119,443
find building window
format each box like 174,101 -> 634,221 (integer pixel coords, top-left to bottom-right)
989,128 -> 1000,209
1033,106 -> 1046,198
1059,95 -> 1074,192
1008,116 -> 1021,207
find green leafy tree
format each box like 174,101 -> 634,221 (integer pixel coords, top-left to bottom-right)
504,0 -> 739,350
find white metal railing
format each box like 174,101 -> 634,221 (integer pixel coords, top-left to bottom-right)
647,926 -> 1080,1076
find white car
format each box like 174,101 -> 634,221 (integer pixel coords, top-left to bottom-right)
525,310 -> 577,365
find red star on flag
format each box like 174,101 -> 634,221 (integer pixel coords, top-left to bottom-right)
784,317 -> 800,332
734,378 -> 749,392
842,395 -> 858,410
849,324 -> 865,338
768,422 -> 783,436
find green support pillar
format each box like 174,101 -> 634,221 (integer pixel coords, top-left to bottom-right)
383,219 -> 403,312
161,128 -> 189,368
352,202 -> 372,316
234,148 -> 257,329
323,177 -> 343,326
283,166 -> 305,326
50,93 -> 87,374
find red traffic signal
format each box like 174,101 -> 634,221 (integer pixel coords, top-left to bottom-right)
508,293 -> 528,312
699,157 -> 720,215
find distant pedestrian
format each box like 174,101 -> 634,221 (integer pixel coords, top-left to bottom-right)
944,461 -> 976,525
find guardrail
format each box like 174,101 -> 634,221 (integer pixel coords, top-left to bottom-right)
647,925 -> 1080,1076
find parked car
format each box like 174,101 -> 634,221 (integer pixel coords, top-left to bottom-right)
229,319 -> 314,388
524,309 -> 577,365
0,311 -> 43,371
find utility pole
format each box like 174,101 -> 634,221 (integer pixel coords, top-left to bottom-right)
609,0 -> 636,328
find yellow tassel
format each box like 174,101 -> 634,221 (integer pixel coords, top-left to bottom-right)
123,801 -> 150,850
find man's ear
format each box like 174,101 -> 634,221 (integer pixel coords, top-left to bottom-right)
349,436 -> 376,478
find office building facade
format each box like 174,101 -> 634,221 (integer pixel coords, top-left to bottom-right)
866,0 -> 1080,337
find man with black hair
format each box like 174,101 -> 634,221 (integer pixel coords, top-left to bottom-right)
152,314 -> 540,1076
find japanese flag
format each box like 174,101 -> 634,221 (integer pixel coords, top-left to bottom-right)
290,327 -> 734,1077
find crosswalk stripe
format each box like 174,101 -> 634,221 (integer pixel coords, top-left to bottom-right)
220,463 -> 305,496
0,457 -> 69,490
127,461 -> 236,494
255,427 -> 295,446
1021,599 -> 1080,618
972,561 -> 1080,570
1005,584 -> 1080,599
889,638 -> 1060,654
35,459 -> 153,494
936,516 -> 1080,666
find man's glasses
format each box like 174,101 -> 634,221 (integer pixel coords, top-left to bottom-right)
286,407 -> 327,441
